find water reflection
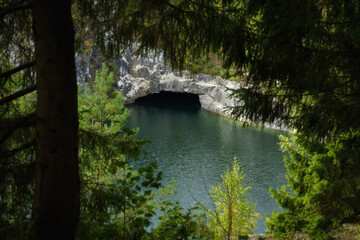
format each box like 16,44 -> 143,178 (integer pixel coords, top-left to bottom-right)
125,96 -> 287,233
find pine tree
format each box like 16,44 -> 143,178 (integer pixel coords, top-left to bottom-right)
208,159 -> 260,240
78,63 -> 129,134
77,63 -> 162,239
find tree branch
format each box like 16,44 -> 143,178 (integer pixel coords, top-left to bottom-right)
0,112 -> 36,145
187,0 -> 245,13
0,112 -> 36,128
160,0 -> 194,15
0,61 -> 35,80
0,139 -> 35,159
0,84 -> 37,105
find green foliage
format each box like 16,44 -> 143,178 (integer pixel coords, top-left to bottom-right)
0,63 -> 36,239
149,203 -> 209,239
227,0 -> 360,139
190,64 -> 199,74
207,159 -> 260,240
207,61 -> 215,69
266,133 -> 360,239
78,63 -> 128,133
196,64 -> 204,72
147,180 -> 213,240
210,68 -> 218,76
77,63 -> 162,239
219,69 -> 233,79
184,53 -> 239,80
76,161 -> 161,239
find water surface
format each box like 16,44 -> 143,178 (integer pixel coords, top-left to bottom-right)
126,94 -> 287,233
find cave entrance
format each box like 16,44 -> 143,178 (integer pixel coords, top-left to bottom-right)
134,91 -> 201,108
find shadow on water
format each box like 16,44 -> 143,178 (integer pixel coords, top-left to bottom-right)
132,91 -> 201,110
125,91 -> 287,234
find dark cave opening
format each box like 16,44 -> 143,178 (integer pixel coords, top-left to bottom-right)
134,91 -> 201,108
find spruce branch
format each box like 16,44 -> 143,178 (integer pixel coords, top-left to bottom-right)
0,84 -> 37,106
0,61 -> 35,82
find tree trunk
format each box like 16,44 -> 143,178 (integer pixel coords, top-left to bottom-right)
32,0 -> 79,239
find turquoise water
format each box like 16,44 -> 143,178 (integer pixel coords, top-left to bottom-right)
125,95 -> 287,234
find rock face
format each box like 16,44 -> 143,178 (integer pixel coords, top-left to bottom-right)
116,50 -> 240,117
116,50 -> 287,131
119,69 -> 240,119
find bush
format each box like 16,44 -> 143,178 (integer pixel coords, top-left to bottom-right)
210,68 -> 218,76
208,61 -> 215,69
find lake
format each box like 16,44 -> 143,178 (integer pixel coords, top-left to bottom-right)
125,92 -> 287,233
